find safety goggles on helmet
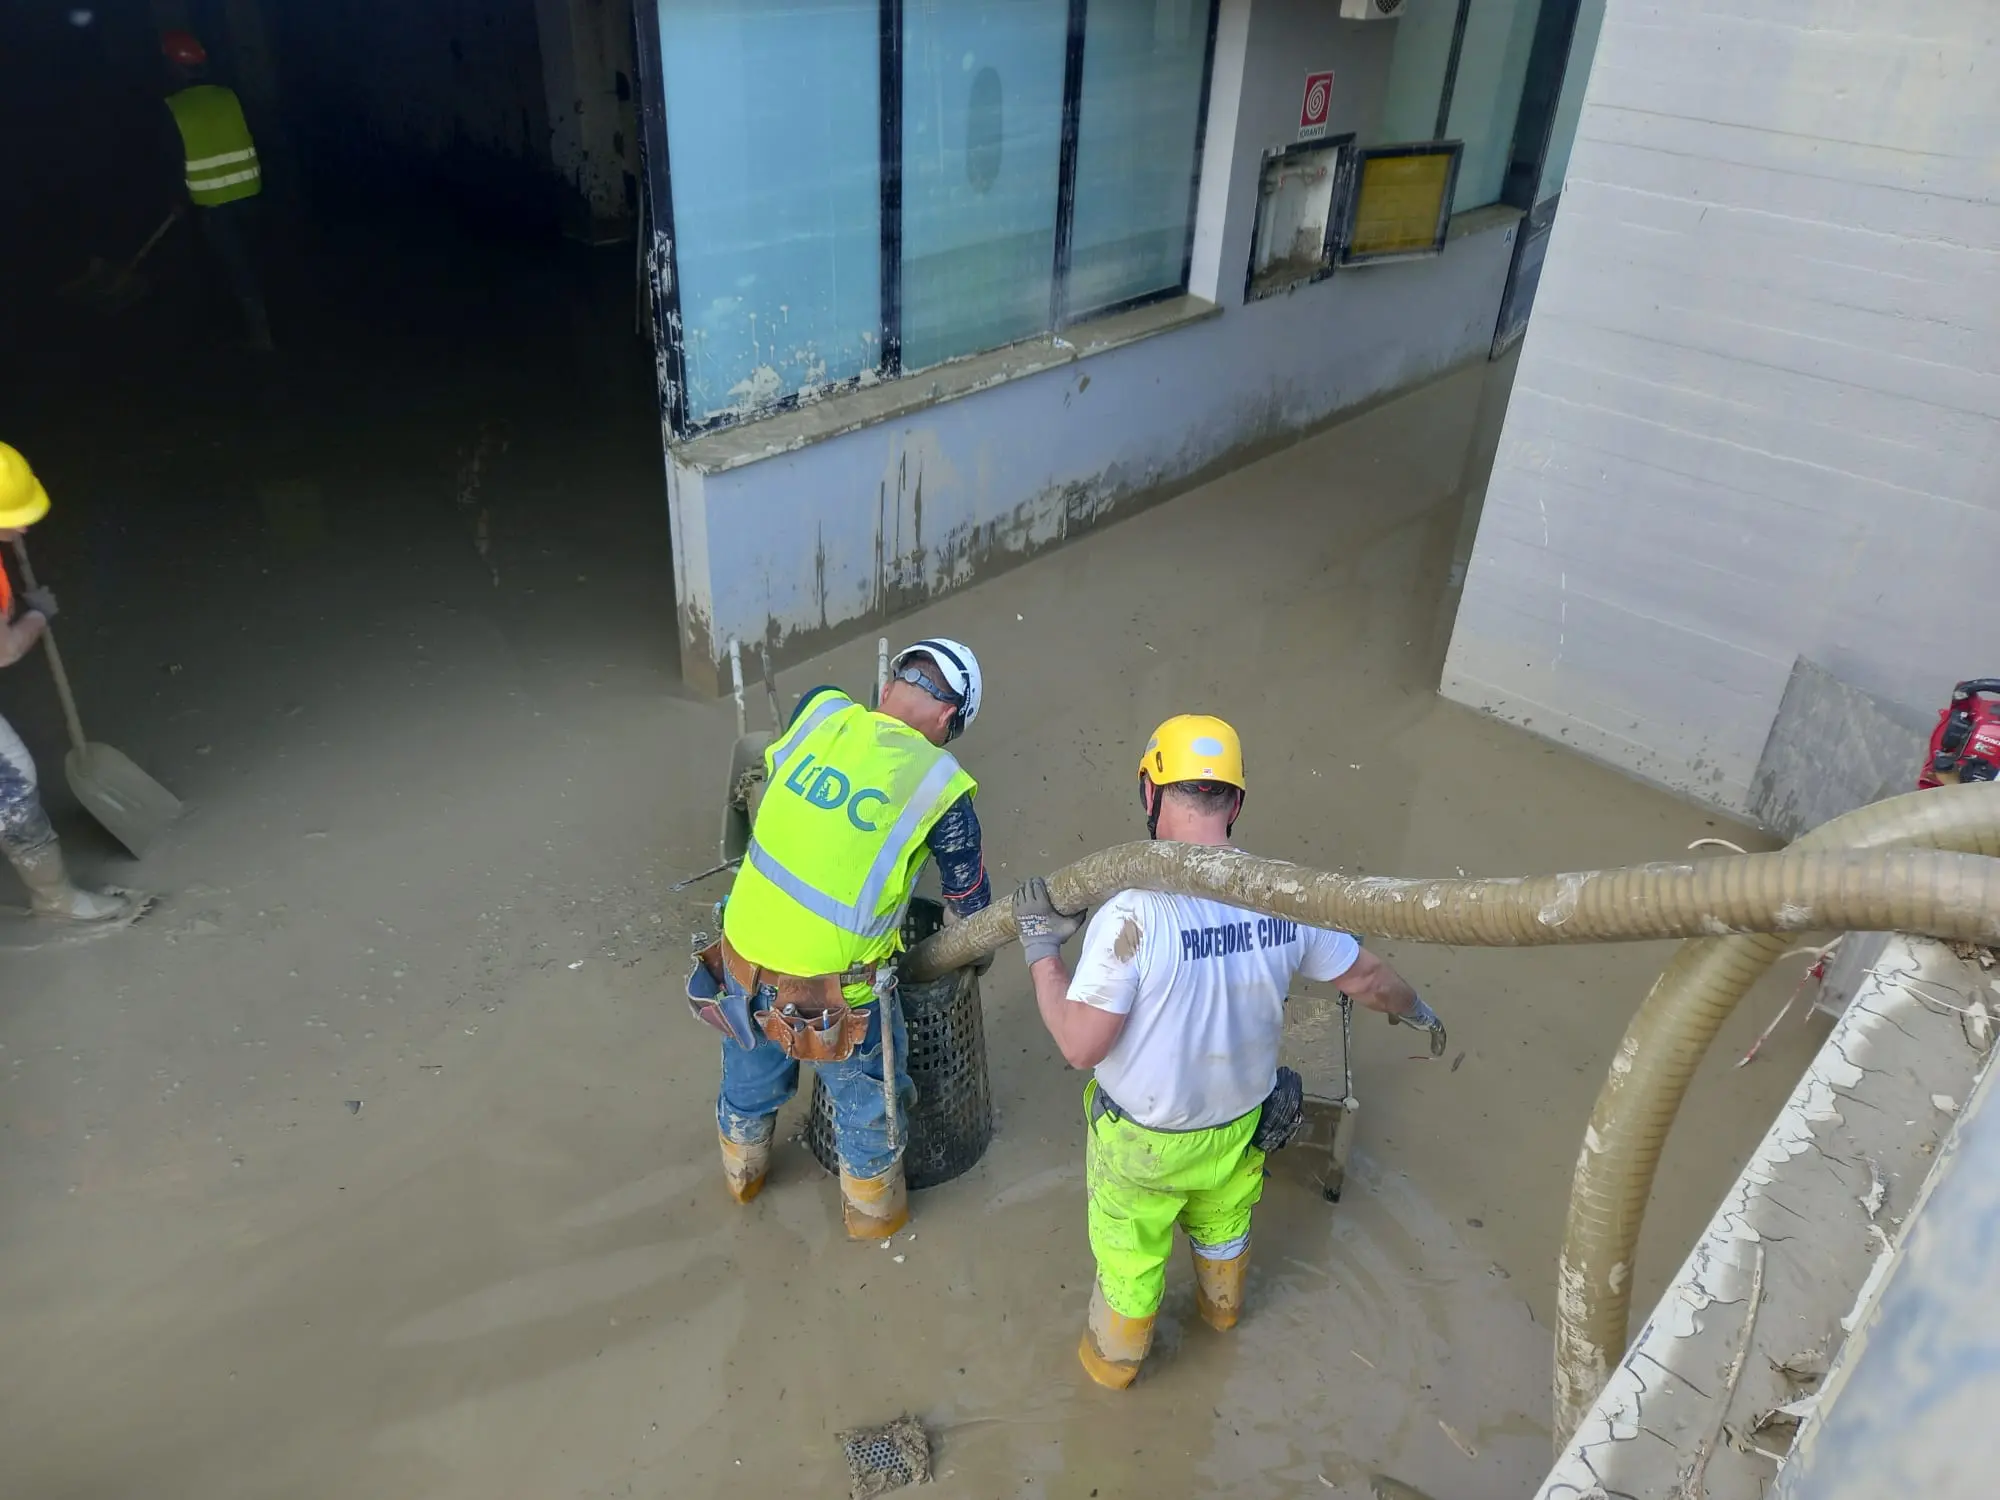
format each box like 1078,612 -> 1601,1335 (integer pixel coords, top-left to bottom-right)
896,663 -> 963,708
889,636 -> 983,742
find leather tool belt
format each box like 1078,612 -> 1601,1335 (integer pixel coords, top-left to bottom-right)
685,936 -> 874,1062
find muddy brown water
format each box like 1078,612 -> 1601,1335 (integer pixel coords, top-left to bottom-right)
0,247 -> 1823,1497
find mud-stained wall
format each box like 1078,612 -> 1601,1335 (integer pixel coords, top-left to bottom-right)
673,225 -> 1514,687
533,0 -> 638,242
1442,0 -> 2000,819
663,0 -> 1520,689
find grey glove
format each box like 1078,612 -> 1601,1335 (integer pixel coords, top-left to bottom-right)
1388,996 -> 1447,1058
1013,876 -> 1083,965
21,587 -> 56,623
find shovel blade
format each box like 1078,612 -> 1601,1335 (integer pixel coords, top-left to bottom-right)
64,742 -> 183,858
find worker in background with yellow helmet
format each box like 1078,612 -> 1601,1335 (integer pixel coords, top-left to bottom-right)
1010,714 -> 1443,1388
0,445 -> 143,924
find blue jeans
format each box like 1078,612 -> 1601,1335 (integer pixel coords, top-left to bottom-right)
716,970 -> 912,1182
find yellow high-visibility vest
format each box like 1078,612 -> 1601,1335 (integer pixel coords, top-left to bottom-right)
723,690 -> 976,999
165,85 -> 261,207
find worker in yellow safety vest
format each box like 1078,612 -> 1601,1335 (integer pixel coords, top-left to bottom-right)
161,29 -> 273,351
0,445 -> 144,925
685,639 -> 993,1239
1011,714 -> 1442,1387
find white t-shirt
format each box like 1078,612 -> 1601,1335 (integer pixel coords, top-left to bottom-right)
1065,888 -> 1360,1131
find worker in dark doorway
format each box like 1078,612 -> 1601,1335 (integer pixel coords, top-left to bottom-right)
161,29 -> 273,352
1012,714 -> 1443,1388
0,445 -> 142,925
686,640 -> 993,1239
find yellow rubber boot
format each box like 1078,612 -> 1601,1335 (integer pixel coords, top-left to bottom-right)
1191,1243 -> 1249,1332
840,1162 -> 909,1240
1078,1280 -> 1156,1390
718,1131 -> 771,1205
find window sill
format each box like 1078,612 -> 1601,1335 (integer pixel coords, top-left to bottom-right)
673,295 -> 1222,476
1446,202 -> 1524,241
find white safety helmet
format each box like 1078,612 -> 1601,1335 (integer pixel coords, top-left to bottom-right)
890,637 -> 983,741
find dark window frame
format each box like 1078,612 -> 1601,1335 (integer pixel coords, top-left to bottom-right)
1242,134 -> 1359,303
637,0 -> 1224,440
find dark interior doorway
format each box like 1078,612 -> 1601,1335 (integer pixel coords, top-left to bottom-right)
0,0 -> 675,856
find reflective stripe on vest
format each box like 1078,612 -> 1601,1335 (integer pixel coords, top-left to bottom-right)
767,691 -> 847,776
166,86 -> 262,207
723,693 -> 976,978
741,752 -> 965,941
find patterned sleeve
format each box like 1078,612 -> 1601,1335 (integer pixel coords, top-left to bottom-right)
925,793 -> 991,913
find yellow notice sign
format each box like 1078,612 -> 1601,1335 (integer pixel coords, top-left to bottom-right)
1348,150 -> 1454,259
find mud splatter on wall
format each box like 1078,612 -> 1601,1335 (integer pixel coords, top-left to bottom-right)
667,212 -> 1519,691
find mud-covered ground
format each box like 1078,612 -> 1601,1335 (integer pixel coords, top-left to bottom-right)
0,210 -> 1825,1499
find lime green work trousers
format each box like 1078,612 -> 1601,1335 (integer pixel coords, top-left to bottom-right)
1083,1080 -> 1265,1318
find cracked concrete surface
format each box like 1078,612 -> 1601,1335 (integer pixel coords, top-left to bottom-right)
1537,937 -> 1997,1499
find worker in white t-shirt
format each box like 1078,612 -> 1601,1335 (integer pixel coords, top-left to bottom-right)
1011,713 -> 1443,1389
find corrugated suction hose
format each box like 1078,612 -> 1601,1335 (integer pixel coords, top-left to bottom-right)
900,784 -> 2000,1441
1551,782 -> 2000,1441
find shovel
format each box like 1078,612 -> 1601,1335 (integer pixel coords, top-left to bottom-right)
59,210 -> 180,314
10,540 -> 183,857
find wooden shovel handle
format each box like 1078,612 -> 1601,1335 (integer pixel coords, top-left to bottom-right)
9,539 -> 90,755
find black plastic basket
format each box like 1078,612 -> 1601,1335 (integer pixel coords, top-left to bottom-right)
805,899 -> 994,1189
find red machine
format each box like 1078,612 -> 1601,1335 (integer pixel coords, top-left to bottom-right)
1919,679 -> 2000,788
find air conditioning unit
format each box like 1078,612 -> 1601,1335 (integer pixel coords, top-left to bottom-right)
1339,0 -> 1405,18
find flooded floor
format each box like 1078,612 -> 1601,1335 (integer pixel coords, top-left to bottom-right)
0,216 -> 1827,1499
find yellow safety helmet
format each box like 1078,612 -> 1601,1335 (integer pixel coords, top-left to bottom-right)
0,443 -> 51,530
1138,714 -> 1246,791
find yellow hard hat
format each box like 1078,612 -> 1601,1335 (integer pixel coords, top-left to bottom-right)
0,444 -> 50,530
1138,714 -> 1246,791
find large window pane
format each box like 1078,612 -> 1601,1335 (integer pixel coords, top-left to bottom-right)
656,0 -> 880,423
1376,0 -> 1459,143
1443,0 -> 1541,210
1375,0 -> 1544,214
1066,0 -> 1211,317
902,0 -> 1070,371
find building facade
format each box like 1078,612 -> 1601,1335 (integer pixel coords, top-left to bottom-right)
637,0 -> 1601,689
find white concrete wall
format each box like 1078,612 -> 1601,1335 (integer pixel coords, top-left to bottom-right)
666,0 -> 1521,686
1443,0 -> 2000,816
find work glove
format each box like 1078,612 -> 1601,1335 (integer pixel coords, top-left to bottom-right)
1012,876 -> 1083,966
1388,996 -> 1447,1058
21,587 -> 56,623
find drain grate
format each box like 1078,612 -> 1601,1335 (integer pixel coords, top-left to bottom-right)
837,1414 -> 931,1498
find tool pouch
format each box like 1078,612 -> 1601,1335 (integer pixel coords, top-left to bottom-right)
1252,1066 -> 1306,1152
685,939 -> 762,1051
755,980 -> 872,1063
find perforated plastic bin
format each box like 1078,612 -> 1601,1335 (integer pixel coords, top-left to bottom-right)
805,899 -> 993,1189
